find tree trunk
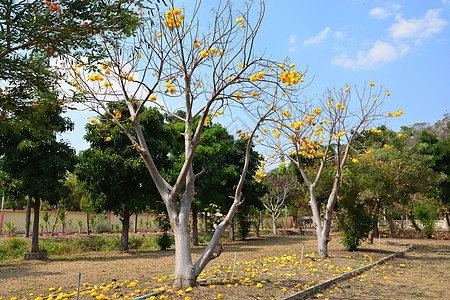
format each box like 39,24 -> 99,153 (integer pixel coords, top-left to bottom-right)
134,213 -> 138,233
86,212 -> 90,235
368,200 -> 380,244
386,213 -> 397,237
51,205 -> 61,236
120,208 -> 130,251
317,233 -> 328,258
409,210 -> 421,232
259,210 -> 263,230
445,209 -> 450,231
31,197 -> 40,253
173,223 -> 195,290
272,215 -> 278,235
229,222 -> 235,240
204,212 -> 207,232
25,197 -> 31,238
192,205 -> 198,246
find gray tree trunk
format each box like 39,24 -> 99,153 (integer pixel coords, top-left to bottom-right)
31,197 -> 40,253
25,197 -> 31,238
120,208 -> 130,251
272,215 -> 277,235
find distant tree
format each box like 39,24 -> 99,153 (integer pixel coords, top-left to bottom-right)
263,167 -> 296,235
0,0 -> 145,131
0,105 -> 76,252
76,106 -> 176,251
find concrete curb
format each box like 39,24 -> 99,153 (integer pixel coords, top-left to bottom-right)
282,244 -> 415,300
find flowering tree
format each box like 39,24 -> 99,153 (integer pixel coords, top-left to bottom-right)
65,1 -> 305,289
257,83 -> 402,257
262,168 -> 296,235
0,0 -> 143,130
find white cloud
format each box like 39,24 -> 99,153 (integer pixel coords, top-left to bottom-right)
370,7 -> 392,19
332,40 -> 410,70
333,31 -> 345,39
389,9 -> 448,43
289,34 -> 298,45
304,27 -> 330,45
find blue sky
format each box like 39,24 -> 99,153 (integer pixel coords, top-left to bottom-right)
62,0 -> 450,152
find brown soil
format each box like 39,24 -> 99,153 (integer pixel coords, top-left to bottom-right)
0,230 -> 448,300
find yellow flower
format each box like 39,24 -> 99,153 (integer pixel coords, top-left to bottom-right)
169,87 -> 176,94
164,82 -> 172,88
173,9 -> 182,15
236,17 -> 243,23
101,64 -> 108,70
279,64 -> 285,69
387,92 -> 391,96
210,47 -> 215,54
257,283 -> 263,288
89,119 -> 98,124
217,294 -> 223,299
128,282 -> 137,287
128,75 -> 134,82
200,51 -> 208,58
157,33 -> 162,38
177,290 -> 184,296
397,133 -> 403,137
185,297 -> 191,300
369,82 -> 375,86
352,158 -> 358,163
90,292 -> 98,297
256,72 -> 264,79
193,40 -> 199,47
280,162 -> 286,166
274,132 -> 281,138
150,95 -> 157,101
204,116 -> 211,125
238,63 -> 243,68
104,70 -> 110,75
249,76 -> 256,82
384,144 -> 392,149
290,63 -> 296,68
185,287 -> 192,292
137,54 -> 142,58
345,87 -> 350,92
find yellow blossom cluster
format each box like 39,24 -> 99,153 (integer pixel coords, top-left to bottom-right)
88,74 -> 104,81
164,81 -> 176,94
200,47 -> 224,59
164,9 -> 184,29
297,139 -> 325,159
387,110 -> 404,117
255,161 -> 267,183
279,68 -> 304,86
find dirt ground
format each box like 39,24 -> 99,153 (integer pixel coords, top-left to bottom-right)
0,229 -> 448,299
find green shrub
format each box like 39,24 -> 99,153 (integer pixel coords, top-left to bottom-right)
0,238 -> 29,261
156,233 -> 174,250
236,210 -> 251,240
99,235 -> 120,251
129,235 -> 145,250
251,220 -> 260,237
94,216 -> 110,233
43,240 -> 74,256
414,200 -> 438,238
337,203 -> 375,251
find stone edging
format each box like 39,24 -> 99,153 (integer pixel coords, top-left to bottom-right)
281,244 -> 415,300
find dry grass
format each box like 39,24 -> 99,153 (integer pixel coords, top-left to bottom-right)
0,229 -> 448,299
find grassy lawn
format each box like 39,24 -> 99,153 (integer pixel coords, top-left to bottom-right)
0,229 -> 448,299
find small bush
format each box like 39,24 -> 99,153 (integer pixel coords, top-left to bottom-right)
156,233 -> 174,250
415,201 -> 438,238
99,235 -> 120,251
94,217 -> 111,234
129,235 -> 145,250
0,238 -> 29,261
